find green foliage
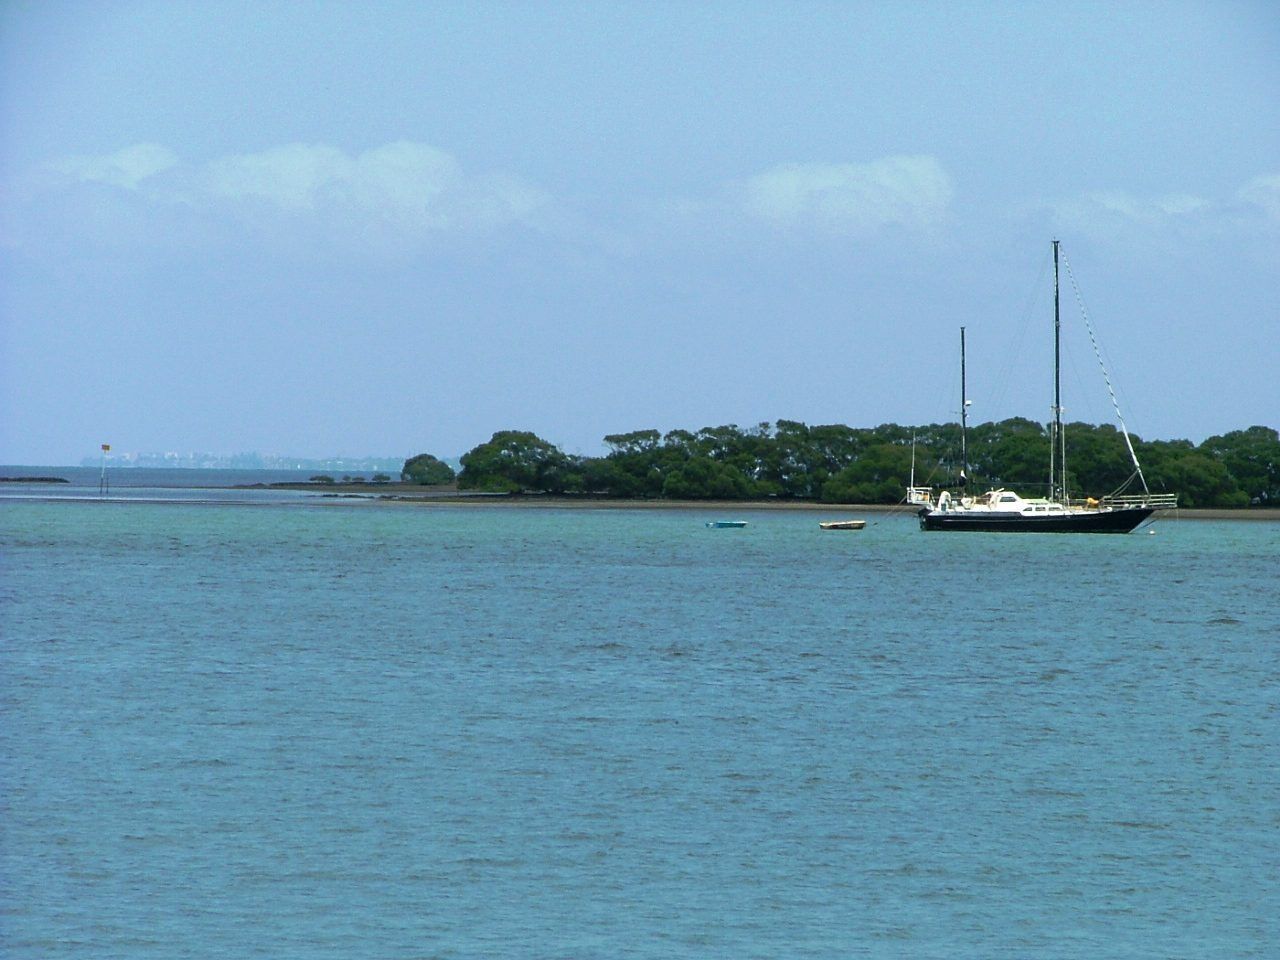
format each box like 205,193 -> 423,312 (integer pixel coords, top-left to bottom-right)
660,457 -> 752,500
445,419 -> 1276,507
458,431 -> 577,493
1141,444 -> 1247,509
1062,422 -> 1134,497
820,443 -> 914,503
401,453 -> 456,485
1198,426 -> 1280,505
966,418 -> 1049,491
603,430 -> 661,456
309,475 -> 335,484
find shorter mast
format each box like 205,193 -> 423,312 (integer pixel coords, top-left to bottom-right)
960,326 -> 970,488
909,432 -> 916,490
1051,240 -> 1064,504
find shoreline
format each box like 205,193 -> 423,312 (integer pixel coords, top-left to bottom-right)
5,477 -> 1273,520
264,483 -> 1280,521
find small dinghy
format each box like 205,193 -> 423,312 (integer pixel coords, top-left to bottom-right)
819,519 -> 866,531
706,520 -> 749,529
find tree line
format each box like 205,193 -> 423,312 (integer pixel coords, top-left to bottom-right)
401,421 -> 1279,509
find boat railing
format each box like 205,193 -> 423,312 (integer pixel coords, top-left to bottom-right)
1100,493 -> 1179,510
906,486 -> 933,506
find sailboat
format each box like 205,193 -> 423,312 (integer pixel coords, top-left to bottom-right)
911,241 -> 1177,533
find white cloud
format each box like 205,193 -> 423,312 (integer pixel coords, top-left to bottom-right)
1024,176 -> 1280,266
194,141 -> 553,239
48,143 -> 178,190
202,143 -> 356,210
1238,174 -> 1280,221
1040,176 -> 1280,247
199,141 -> 469,221
345,142 -> 460,216
733,155 -> 953,234
30,141 -> 551,247
1059,191 -> 1212,225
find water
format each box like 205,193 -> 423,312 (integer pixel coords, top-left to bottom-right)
2,498 -> 1277,958
0,465 -> 341,487
0,466 -> 343,504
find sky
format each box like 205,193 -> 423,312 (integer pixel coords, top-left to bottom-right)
2,0 -> 1277,464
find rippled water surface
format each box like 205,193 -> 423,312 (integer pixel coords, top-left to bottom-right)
2,500 -> 1277,958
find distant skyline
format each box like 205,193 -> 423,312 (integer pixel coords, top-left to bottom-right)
76,449 -> 407,472
2,1 -> 1277,464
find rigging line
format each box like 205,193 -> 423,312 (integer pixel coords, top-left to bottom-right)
1060,249 -> 1151,495
985,251 -> 1050,419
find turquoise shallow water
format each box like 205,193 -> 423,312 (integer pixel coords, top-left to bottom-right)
2,499 -> 1277,958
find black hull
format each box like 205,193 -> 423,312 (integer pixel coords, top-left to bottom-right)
919,506 -> 1154,534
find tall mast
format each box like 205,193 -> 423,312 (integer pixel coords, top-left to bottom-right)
1052,239 -> 1064,503
960,326 -> 969,487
